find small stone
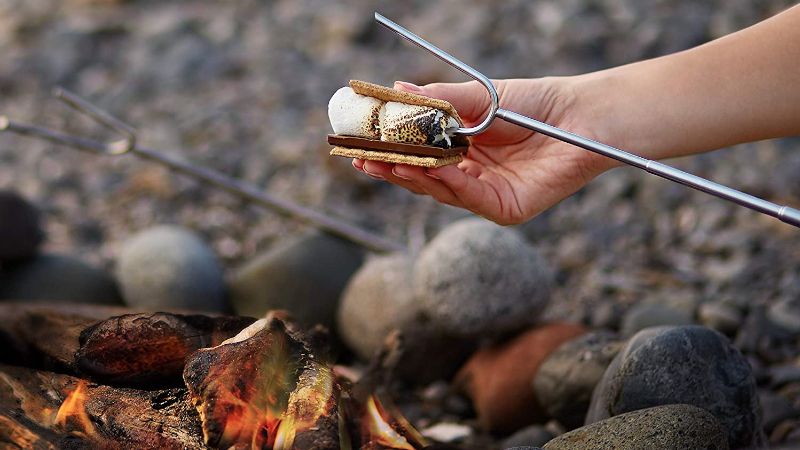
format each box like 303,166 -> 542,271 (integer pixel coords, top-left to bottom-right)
699,301 -> 743,335
117,225 -> 227,312
619,302 -> 694,336
767,298 -> 800,335
456,323 -> 586,434
0,253 -> 122,305
229,232 -> 364,330
502,424 -> 554,449
586,325 -> 765,449
533,331 -> 623,429
337,253 -> 472,383
414,218 -> 553,338
420,422 -> 472,443
0,190 -> 44,263
544,404 -> 729,450
759,390 -> 797,435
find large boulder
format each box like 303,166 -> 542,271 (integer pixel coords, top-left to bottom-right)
586,325 -> 765,449
414,218 -> 553,338
117,226 -> 227,312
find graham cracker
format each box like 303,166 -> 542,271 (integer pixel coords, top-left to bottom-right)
330,146 -> 462,168
349,80 -> 463,125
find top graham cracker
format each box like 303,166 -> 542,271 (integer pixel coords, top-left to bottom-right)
349,80 -> 464,125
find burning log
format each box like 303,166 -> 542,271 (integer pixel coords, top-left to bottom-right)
76,312 -> 255,387
183,315 -> 348,450
0,364 -> 205,449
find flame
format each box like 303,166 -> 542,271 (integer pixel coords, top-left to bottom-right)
54,381 -> 96,437
362,395 -> 414,450
273,363 -> 336,450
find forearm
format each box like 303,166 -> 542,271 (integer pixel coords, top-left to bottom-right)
574,4 -> 800,163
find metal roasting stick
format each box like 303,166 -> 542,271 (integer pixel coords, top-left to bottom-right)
375,13 -> 800,229
0,88 -> 406,254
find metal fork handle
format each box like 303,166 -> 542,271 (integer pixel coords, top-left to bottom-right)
375,12 -> 800,229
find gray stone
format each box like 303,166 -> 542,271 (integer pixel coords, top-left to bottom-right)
619,302 -> 694,336
229,232 -> 364,330
502,424 -> 553,449
767,298 -> 800,334
759,390 -> 797,435
337,253 -> 417,359
699,301 -> 743,335
0,253 -> 122,305
414,218 -> 553,337
533,331 -> 623,429
544,404 -> 729,450
587,325 -> 765,449
338,253 -> 474,383
117,225 -> 227,312
0,191 -> 44,263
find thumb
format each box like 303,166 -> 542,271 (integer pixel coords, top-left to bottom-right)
394,80 -> 492,125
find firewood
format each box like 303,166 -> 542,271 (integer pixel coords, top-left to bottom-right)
76,312 -> 254,387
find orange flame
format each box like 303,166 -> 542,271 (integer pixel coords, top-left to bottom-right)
362,395 -> 414,450
54,381 -> 96,437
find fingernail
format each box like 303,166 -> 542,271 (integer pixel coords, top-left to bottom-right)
394,81 -> 422,93
363,169 -> 384,180
352,159 -> 363,171
424,169 -> 441,180
392,167 -> 412,180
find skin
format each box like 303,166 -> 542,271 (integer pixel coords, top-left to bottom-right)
352,4 -> 800,225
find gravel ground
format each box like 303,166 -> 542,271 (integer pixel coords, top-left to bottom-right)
1,1 -> 799,446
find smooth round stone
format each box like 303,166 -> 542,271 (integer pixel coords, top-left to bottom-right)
0,253 -> 122,305
117,226 -> 227,312
414,218 -> 553,338
456,323 -> 587,433
229,232 -> 364,330
501,424 -> 553,449
586,325 -> 765,449
699,301 -> 743,335
619,302 -> 694,336
338,253 -> 475,383
544,404 -> 729,450
0,191 -> 44,263
533,331 -> 623,429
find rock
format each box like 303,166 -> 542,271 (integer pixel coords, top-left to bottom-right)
544,404 -> 729,450
455,323 -> 586,433
586,325 -> 764,449
502,424 -> 554,449
0,190 -> 44,263
229,232 -> 364,330
0,253 -> 122,305
589,302 -> 623,330
337,253 -> 472,383
759,390 -> 797,435
337,253 -> 416,359
420,422 -> 472,443
533,331 -> 623,429
767,298 -> 800,335
414,218 -> 553,338
699,301 -> 743,335
117,225 -> 227,312
619,302 -> 694,336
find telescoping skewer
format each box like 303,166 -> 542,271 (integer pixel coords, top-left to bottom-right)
375,12 -> 800,229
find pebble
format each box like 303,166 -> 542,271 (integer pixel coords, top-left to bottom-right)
420,422 -> 472,443
414,218 -> 553,338
337,253 -> 472,383
501,424 -> 554,449
586,325 -> 764,449
117,225 -> 227,312
767,298 -> 800,335
544,404 -> 729,450
619,302 -> 694,336
698,301 -> 743,335
0,253 -> 122,304
455,323 -> 586,433
759,390 -> 797,435
229,232 -> 364,329
532,331 -> 623,429
0,190 -> 44,263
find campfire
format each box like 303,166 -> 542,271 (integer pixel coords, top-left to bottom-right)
0,304 -> 442,450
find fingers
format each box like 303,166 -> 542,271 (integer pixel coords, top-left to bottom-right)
394,80 -> 492,124
425,164 -> 502,218
391,164 -> 462,206
356,159 -> 426,195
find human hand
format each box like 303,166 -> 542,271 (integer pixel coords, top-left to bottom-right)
352,78 -> 615,225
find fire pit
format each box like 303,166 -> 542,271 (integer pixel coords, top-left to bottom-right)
0,303 -> 442,450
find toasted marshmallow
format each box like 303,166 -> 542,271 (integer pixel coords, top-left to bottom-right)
327,87 -> 382,139
380,102 -> 459,148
